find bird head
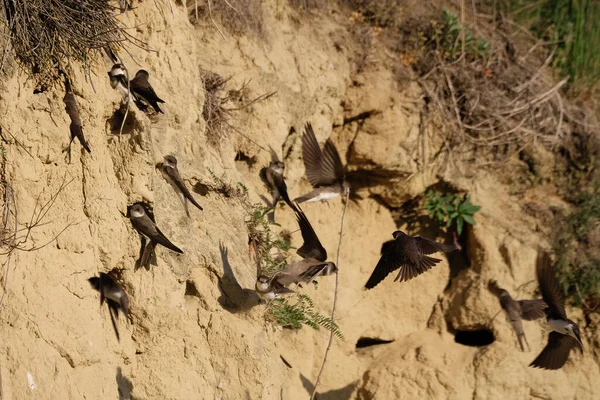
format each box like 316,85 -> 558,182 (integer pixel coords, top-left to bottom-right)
255,275 -> 271,291
392,230 -> 406,239
163,155 -> 177,167
129,204 -> 146,218
269,161 -> 285,174
135,70 -> 150,80
109,64 -> 126,77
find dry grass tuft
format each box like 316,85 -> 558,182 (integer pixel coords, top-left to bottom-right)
201,70 -> 276,147
187,0 -> 264,38
1,0 -> 144,90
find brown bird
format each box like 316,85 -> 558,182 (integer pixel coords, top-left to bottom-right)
365,231 -> 460,289
88,272 -> 129,340
488,280 -> 547,351
159,155 -> 203,216
128,203 -> 183,258
262,147 -> 297,212
255,204 -> 336,301
295,123 -> 349,204
63,78 -> 91,153
530,252 -> 583,370
130,70 -> 165,114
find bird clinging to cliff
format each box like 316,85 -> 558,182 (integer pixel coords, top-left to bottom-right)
488,280 -> 547,352
529,251 -> 583,370
261,146 -> 298,213
129,70 -> 165,114
108,63 -> 130,102
62,76 -> 91,154
159,155 -> 203,217
128,203 -> 183,264
255,204 -> 337,302
364,231 -> 460,289
88,272 -> 129,340
294,123 -> 349,204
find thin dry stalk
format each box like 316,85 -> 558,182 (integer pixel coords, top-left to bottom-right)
309,189 -> 350,400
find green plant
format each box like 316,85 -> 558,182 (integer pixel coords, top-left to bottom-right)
268,294 -> 344,340
241,195 -> 343,339
511,0 -> 600,89
424,190 -> 481,235
432,9 -> 490,60
554,185 -> 600,309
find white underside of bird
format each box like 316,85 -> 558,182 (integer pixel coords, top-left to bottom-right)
304,190 -> 340,202
548,318 -> 572,335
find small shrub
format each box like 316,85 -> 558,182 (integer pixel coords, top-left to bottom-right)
425,190 -> 481,235
268,294 -> 344,340
554,185 -> 600,309
431,8 -> 490,61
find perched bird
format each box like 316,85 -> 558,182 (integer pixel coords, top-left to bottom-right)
63,78 -> 91,154
255,204 -> 337,302
262,147 -> 297,212
88,272 -> 129,340
128,203 -> 183,259
108,63 -> 130,101
530,252 -> 583,370
159,155 -> 203,216
129,70 -> 165,114
488,280 -> 547,351
365,230 -> 460,289
295,123 -> 349,204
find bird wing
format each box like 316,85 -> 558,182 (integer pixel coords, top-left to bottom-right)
302,123 -> 326,187
131,76 -> 163,103
414,236 -> 457,255
320,139 -> 345,184
165,165 -> 203,211
530,331 -> 578,370
536,251 -> 567,320
294,205 -> 327,262
519,299 -> 548,320
365,239 -> 405,289
502,300 -> 526,351
132,216 -> 183,254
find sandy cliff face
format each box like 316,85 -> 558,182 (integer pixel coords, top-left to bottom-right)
0,1 -> 598,399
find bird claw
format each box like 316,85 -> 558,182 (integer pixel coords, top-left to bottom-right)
453,232 -> 462,251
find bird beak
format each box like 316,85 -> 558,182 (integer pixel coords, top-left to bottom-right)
572,331 -> 584,352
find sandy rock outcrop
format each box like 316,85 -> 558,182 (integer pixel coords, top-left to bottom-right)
0,1 -> 598,400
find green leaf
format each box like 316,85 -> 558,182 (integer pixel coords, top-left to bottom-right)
446,218 -> 453,227
457,216 -> 464,235
463,214 -> 476,225
450,212 -> 458,218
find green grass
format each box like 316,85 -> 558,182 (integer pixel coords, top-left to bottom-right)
432,8 -> 490,61
511,0 -> 600,89
553,185 -> 600,309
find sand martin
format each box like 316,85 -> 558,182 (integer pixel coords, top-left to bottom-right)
159,155 -> 203,217
295,123 -> 349,204
108,63 -> 130,101
488,280 -> 547,351
128,203 -> 183,256
62,76 -> 90,153
365,231 -> 460,289
262,147 -> 297,212
530,251 -> 583,370
89,272 -> 129,340
130,70 -> 165,114
255,204 -> 337,301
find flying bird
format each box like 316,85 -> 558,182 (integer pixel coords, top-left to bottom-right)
159,155 -> 203,216
262,147 -> 297,212
488,280 -> 547,351
255,204 -> 336,302
295,123 -> 349,204
88,272 -> 129,340
128,203 -> 183,260
63,83 -> 91,154
129,70 -> 165,114
108,63 -> 130,102
530,251 -> 583,370
365,231 -> 460,289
